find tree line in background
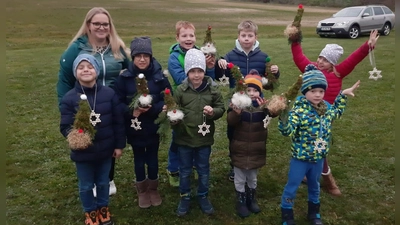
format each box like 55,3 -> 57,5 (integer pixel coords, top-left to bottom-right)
257,0 -> 395,10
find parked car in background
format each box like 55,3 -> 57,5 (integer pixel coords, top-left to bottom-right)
316,5 -> 395,39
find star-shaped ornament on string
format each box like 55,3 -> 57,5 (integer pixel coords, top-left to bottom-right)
198,122 -> 210,136
263,115 -> 272,128
218,74 -> 229,86
313,138 -> 327,153
368,67 -> 382,81
131,117 -> 142,130
89,110 -> 101,126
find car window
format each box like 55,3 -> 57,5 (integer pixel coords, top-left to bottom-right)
334,7 -> 363,17
373,7 -> 384,15
382,6 -> 393,14
363,7 -> 373,16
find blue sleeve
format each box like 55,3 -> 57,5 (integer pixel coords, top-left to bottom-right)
168,53 -> 186,85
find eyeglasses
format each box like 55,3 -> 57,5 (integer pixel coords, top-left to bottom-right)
91,22 -> 110,29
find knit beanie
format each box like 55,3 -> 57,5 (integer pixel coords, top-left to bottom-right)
244,69 -> 262,93
184,48 -> 206,75
73,54 -> 100,78
319,44 -> 343,65
130,36 -> 152,58
301,64 -> 327,95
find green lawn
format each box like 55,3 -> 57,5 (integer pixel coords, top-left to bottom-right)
6,0 -> 395,224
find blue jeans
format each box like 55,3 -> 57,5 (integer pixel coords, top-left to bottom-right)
178,145 -> 211,196
281,158 -> 324,209
167,137 -> 180,173
132,141 -> 159,181
75,158 -> 112,212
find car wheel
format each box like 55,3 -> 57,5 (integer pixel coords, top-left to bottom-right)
348,25 -> 360,39
380,23 -> 391,36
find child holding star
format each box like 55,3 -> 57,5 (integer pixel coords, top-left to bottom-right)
171,48 -> 225,217
284,4 -> 380,196
60,54 -> 125,225
114,36 -> 172,209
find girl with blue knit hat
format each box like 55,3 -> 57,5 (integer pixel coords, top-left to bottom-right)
277,64 -> 360,225
60,53 -> 125,225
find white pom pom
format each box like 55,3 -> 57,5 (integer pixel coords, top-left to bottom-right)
200,43 -> 217,55
80,94 -> 87,100
167,109 -> 184,122
231,92 -> 252,109
163,69 -> 170,77
138,73 -> 145,79
262,77 -> 269,86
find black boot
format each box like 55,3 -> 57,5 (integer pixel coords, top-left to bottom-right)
307,201 -> 323,225
281,208 -> 296,225
236,191 -> 251,218
246,188 -> 260,213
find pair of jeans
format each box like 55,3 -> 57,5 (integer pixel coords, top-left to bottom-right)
75,158 -> 112,212
167,136 -> 180,173
132,141 -> 159,181
178,145 -> 211,196
281,158 -> 324,209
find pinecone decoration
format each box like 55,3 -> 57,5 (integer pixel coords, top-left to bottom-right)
228,63 -> 252,109
130,73 -> 152,109
263,57 -> 280,92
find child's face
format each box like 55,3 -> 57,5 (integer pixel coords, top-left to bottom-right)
76,61 -> 97,84
176,28 -> 196,50
316,56 -> 333,71
133,53 -> 151,70
305,88 -> 325,106
246,87 -> 260,100
238,30 -> 257,51
187,68 -> 205,89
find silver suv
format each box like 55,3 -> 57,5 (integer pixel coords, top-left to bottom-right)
316,5 -> 395,39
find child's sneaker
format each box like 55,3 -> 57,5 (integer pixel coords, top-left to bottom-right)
84,211 -> 99,225
109,180 -> 117,196
97,207 -> 114,225
167,169 -> 179,187
176,194 -> 191,216
197,194 -> 215,215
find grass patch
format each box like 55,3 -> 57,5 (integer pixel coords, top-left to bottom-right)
6,0 -> 394,224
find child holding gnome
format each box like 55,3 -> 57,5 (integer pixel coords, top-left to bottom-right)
227,62 -> 303,218
168,48 -> 225,216
114,36 -> 172,209
284,4 -> 380,196
60,54 -> 125,225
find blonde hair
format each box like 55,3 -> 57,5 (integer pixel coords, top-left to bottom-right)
175,20 -> 196,36
68,7 -> 128,59
238,20 -> 258,35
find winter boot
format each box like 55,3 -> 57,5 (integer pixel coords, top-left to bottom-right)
148,178 -> 162,206
322,169 -> 341,196
84,210 -> 99,225
281,208 -> 296,225
135,179 -> 151,208
246,188 -> 260,213
236,191 -> 251,218
307,201 -> 323,225
176,193 -> 191,216
197,194 -> 215,215
97,206 -> 114,225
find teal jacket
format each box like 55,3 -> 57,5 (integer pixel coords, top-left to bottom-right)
278,93 -> 347,162
172,76 -> 225,148
56,35 -> 130,108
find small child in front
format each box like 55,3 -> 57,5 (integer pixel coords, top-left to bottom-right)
278,64 -> 360,225
60,54 -> 125,225
171,48 -> 225,216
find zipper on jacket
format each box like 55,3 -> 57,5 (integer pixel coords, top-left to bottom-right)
101,53 -> 106,86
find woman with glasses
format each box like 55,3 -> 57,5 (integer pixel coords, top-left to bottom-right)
56,7 -> 130,200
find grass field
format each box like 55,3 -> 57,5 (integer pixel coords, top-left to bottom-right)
6,0 -> 395,224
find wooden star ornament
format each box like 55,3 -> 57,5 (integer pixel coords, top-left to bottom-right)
263,115 -> 272,128
89,110 -> 101,126
198,122 -> 210,136
313,138 -> 327,153
131,117 -> 142,130
218,74 -> 230,86
368,67 -> 382,81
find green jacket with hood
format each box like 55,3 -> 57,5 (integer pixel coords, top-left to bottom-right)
172,76 -> 225,148
56,35 -> 130,108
